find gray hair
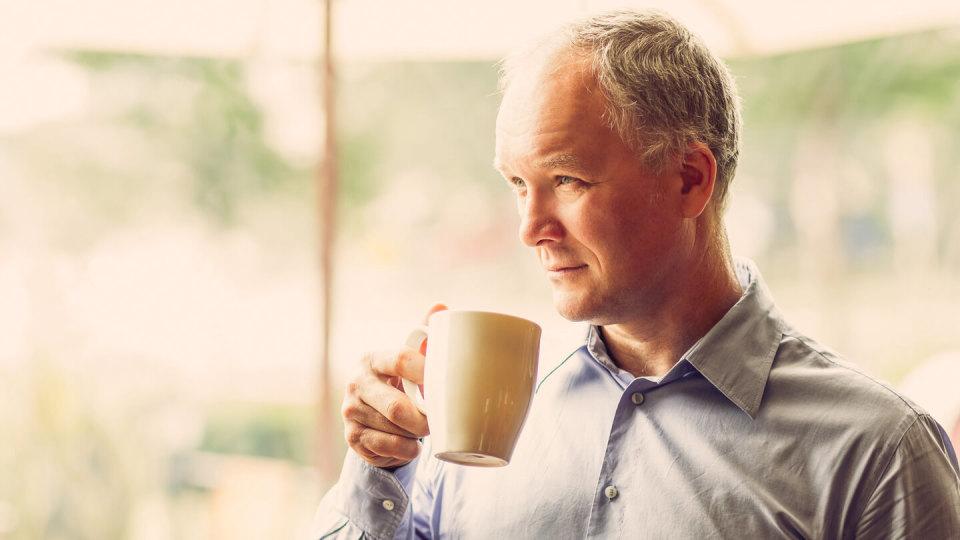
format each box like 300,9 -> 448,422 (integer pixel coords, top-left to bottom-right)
499,10 -> 742,209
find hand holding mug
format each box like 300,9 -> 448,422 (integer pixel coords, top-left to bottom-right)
340,304 -> 447,469
342,304 -> 541,469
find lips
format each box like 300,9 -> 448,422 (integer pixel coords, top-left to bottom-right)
545,264 -> 587,275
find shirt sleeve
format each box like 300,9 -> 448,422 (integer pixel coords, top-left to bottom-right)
308,444 -> 440,540
855,414 -> 960,539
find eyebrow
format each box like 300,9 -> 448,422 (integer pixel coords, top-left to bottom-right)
537,153 -> 585,172
492,153 -> 587,175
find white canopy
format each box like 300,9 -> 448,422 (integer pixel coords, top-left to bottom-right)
6,0 -> 960,61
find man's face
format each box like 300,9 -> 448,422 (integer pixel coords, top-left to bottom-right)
494,52 -> 686,324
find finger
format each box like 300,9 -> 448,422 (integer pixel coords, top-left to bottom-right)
361,428 -> 421,461
366,348 -> 425,385
345,422 -> 420,462
355,374 -> 429,436
351,445 -> 397,468
341,394 -> 425,438
351,442 -> 414,469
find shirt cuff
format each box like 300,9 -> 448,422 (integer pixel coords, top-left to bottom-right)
331,450 -> 421,540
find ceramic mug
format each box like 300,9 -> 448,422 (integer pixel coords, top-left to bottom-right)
402,310 -> 541,467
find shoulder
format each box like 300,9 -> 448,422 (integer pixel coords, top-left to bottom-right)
764,327 -> 959,516
769,327 -> 926,436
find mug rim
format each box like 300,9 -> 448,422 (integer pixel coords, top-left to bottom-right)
427,309 -> 541,332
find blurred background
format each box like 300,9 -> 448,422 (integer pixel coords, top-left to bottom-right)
2,1 -> 960,538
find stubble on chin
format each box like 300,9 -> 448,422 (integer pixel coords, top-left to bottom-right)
552,288 -> 597,323
552,283 -> 633,326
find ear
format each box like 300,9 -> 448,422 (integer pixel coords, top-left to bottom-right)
677,142 -> 717,219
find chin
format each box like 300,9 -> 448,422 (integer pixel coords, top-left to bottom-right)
552,290 -> 600,323
552,288 -> 625,326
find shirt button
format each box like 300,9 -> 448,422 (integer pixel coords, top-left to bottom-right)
604,485 -> 619,500
630,392 -> 644,405
382,499 -> 395,511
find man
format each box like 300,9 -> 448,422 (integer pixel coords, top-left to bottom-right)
313,10 -> 960,539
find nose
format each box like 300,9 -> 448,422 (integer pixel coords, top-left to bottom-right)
518,188 -> 562,247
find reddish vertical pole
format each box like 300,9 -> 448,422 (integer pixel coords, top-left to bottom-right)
316,0 -> 339,487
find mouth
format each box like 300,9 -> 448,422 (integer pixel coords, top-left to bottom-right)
546,264 -> 587,278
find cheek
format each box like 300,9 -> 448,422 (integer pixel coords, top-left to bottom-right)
561,206 -> 610,255
591,208 -> 676,268
563,189 -> 674,261
566,217 -> 633,274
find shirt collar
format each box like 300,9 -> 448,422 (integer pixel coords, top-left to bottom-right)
584,258 -> 785,418
684,258 -> 785,418
585,325 -> 635,387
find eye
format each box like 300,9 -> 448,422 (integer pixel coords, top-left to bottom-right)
508,177 -> 526,190
556,175 -> 584,189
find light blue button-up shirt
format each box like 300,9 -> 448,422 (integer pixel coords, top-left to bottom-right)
312,260 -> 960,539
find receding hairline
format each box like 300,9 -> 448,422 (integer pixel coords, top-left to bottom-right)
498,28 -> 590,91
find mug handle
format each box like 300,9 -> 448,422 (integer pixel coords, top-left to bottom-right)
401,326 -> 428,415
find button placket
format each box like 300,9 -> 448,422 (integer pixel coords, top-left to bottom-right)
587,384 -> 648,537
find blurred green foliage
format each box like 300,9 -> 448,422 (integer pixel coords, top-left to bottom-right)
63,52 -> 308,227
336,62 -> 502,228
733,30 -> 960,124
728,29 -> 960,268
197,403 -> 312,465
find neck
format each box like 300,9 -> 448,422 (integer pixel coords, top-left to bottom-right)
601,226 -> 743,378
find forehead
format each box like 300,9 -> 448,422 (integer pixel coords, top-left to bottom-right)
495,51 -> 613,169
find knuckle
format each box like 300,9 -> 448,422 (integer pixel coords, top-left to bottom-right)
345,380 -> 362,396
399,439 -> 421,461
384,398 -> 407,425
395,349 -> 411,372
344,424 -> 364,447
365,434 -> 388,454
340,399 -> 360,420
